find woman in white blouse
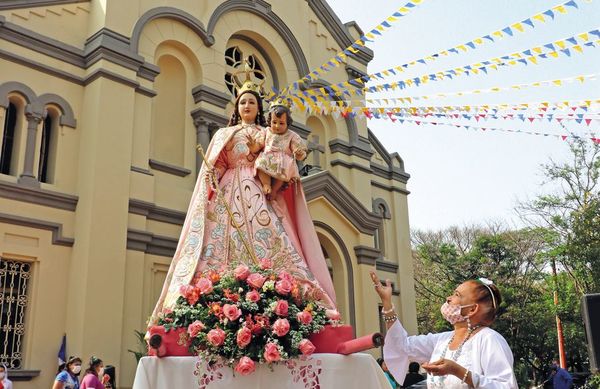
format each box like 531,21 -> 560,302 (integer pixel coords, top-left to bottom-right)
370,271 -> 517,388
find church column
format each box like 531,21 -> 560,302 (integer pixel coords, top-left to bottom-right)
306,135 -> 325,174
194,117 -> 211,174
18,103 -> 45,187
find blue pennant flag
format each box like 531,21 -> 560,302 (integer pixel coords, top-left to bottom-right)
561,48 -> 571,56
58,334 -> 67,366
483,35 -> 494,42
522,18 -> 534,28
543,10 -> 555,19
381,21 -> 392,28
544,43 -> 556,51
502,27 -> 513,36
565,0 -> 579,8
466,42 -> 476,49
566,37 -> 577,45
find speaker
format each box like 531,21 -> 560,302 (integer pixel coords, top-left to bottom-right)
582,294 -> 600,372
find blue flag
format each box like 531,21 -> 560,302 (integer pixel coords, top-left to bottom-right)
58,334 -> 66,366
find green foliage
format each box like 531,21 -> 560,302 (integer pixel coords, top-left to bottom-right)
127,330 -> 148,363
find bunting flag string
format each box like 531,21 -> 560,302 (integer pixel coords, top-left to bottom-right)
282,0 -> 589,101
298,98 -> 600,116
292,31 -> 600,103
363,109 -> 600,125
369,115 -> 600,143
269,0 -> 427,99
310,73 -> 599,107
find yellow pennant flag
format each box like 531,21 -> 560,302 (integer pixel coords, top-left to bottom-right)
511,23 -> 524,32
572,45 -> 583,53
552,5 -> 567,14
549,51 -> 559,58
578,33 -> 589,42
555,40 -> 566,49
493,30 -> 503,38
474,38 -> 484,45
533,47 -> 543,54
532,14 -> 545,22
553,80 -> 563,86
528,56 -> 538,65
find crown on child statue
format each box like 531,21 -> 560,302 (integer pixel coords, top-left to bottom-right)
232,57 -> 266,96
269,97 -> 292,110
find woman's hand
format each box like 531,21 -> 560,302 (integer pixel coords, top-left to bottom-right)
369,271 -> 393,305
422,359 -> 463,378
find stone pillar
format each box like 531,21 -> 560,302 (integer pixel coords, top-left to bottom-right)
307,135 -> 325,173
194,117 -> 211,174
18,104 -> 45,187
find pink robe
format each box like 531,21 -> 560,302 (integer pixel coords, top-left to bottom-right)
149,123 -> 336,326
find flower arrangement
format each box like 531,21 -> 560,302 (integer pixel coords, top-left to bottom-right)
156,259 -> 339,375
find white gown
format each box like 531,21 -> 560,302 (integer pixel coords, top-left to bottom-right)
383,320 -> 518,388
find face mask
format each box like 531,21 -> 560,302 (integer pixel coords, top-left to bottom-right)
440,302 -> 474,324
71,365 -> 81,374
98,367 -> 104,377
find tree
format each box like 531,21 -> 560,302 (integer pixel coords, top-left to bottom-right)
517,138 -> 600,294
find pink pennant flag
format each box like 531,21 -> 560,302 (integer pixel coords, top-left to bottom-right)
592,138 -> 600,144
561,135 -> 568,141
585,119 -> 592,126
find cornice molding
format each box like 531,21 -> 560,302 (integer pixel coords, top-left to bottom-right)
302,170 -> 380,235
191,85 -> 231,109
0,0 -> 89,10
0,212 -> 74,246
129,198 -> 186,226
0,180 -> 78,211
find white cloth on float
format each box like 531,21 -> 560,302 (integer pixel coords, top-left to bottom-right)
383,320 -> 518,388
133,353 -> 390,389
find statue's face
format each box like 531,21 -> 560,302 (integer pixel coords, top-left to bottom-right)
238,92 -> 258,123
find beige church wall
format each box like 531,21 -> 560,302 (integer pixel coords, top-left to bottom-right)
0,223 -> 72,389
0,2 -> 91,48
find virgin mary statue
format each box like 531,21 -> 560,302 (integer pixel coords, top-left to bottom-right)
148,66 -> 336,326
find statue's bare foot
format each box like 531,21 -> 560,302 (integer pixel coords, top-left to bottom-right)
262,184 -> 272,195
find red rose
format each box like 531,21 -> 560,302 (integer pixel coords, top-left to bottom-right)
247,273 -> 267,289
236,327 -> 252,348
234,265 -> 250,281
263,342 -> 281,363
272,318 -> 290,337
206,328 -> 226,346
234,356 -> 256,376
259,258 -> 273,269
245,290 -> 261,303
275,279 -> 293,295
273,300 -> 289,316
187,320 -> 205,338
296,310 -> 313,325
298,339 -> 316,356
223,304 -> 242,321
195,277 -> 213,295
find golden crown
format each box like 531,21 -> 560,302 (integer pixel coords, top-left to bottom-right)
269,97 -> 292,110
232,57 -> 266,96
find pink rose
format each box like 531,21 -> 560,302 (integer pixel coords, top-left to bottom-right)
234,356 -> 256,376
246,290 -> 261,303
195,277 -> 213,295
298,339 -> 316,356
206,328 -> 226,347
326,309 -> 341,321
236,327 -> 252,348
296,310 -> 313,325
259,258 -> 273,269
247,273 -> 267,289
275,279 -> 293,295
223,304 -> 242,321
263,342 -> 281,363
272,318 -> 290,337
187,320 -> 205,338
278,271 -> 294,283
234,264 -> 251,281
273,300 -> 289,317
179,285 -> 200,306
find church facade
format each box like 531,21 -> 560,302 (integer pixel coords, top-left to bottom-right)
0,1 -> 416,387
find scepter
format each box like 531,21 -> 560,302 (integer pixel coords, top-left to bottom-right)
195,143 -> 258,265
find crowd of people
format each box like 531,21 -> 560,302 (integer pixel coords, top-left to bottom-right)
52,356 -> 114,389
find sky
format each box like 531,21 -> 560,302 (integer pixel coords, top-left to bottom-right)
325,0 -> 600,231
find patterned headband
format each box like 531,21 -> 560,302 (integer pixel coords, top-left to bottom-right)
478,277 -> 497,309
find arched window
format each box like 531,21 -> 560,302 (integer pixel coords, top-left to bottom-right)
0,102 -> 18,175
373,199 -> 391,257
38,110 -> 57,183
224,46 -> 266,97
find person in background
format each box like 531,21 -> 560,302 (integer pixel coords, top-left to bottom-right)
103,365 -> 116,389
53,356 -> 82,389
0,363 -> 13,389
378,357 -> 400,388
402,362 -> 426,388
549,361 -> 573,389
80,356 -> 108,389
